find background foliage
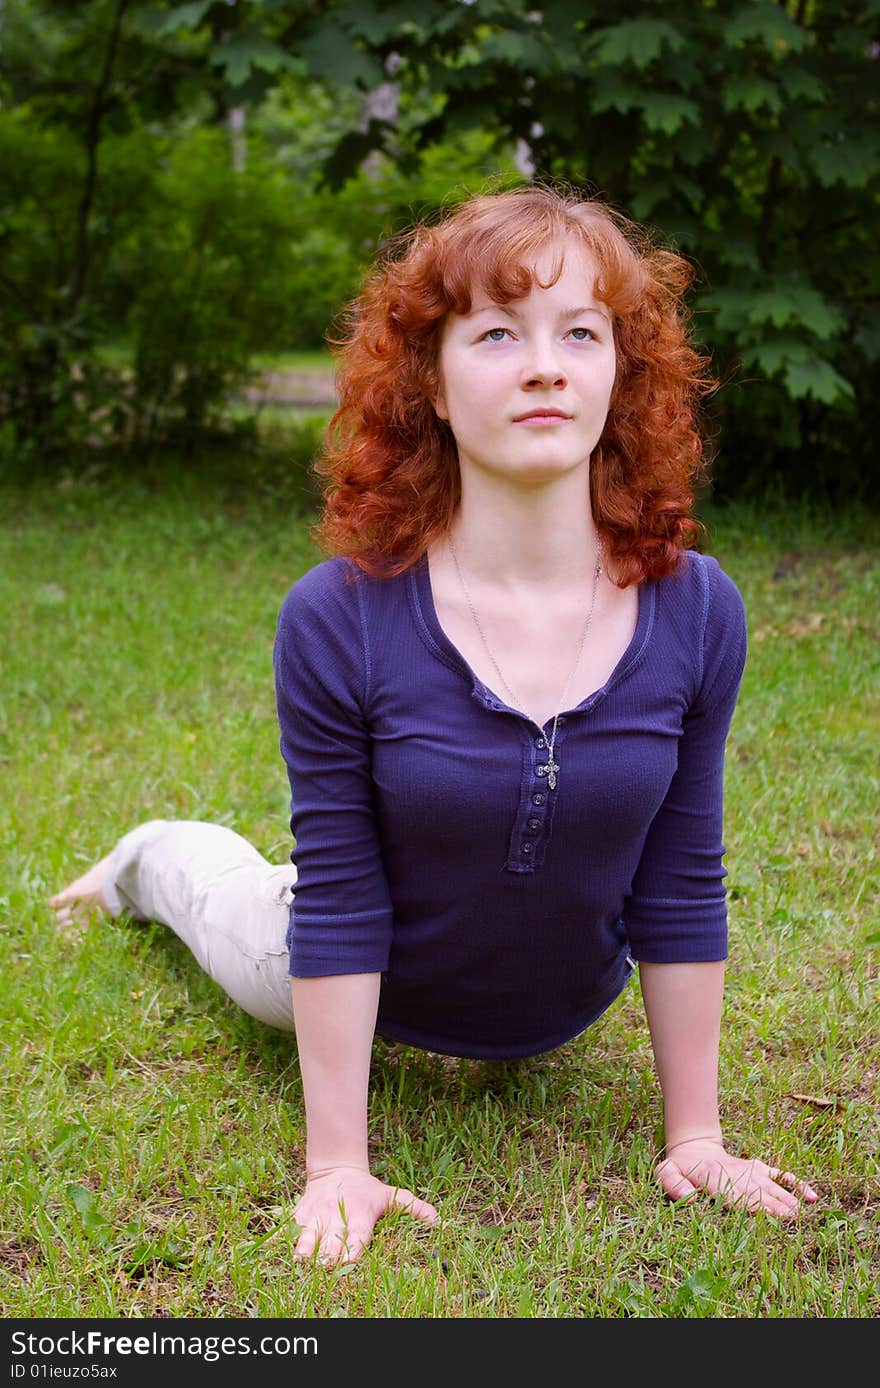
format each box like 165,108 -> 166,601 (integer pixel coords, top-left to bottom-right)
1,0 -> 878,498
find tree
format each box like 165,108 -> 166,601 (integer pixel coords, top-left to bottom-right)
0,0 -> 320,452
2,0 -> 877,494
282,0 -> 880,495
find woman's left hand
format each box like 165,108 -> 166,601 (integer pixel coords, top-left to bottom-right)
655,1137 -> 820,1218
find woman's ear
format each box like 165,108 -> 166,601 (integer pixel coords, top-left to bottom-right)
434,384 -> 448,421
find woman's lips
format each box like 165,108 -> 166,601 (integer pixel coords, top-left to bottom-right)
513,412 -> 571,426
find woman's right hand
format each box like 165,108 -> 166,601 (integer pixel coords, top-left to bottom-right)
293,1165 -> 440,1264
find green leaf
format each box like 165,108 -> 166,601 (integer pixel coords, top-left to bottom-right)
669,123 -> 716,164
746,287 -> 844,338
590,72 -> 643,117
723,2 -> 810,54
722,75 -> 782,115
209,32 -> 303,88
346,0 -> 432,45
67,1183 -> 113,1246
702,289 -> 750,333
473,1226 -> 507,1242
592,20 -> 685,70
777,65 -> 826,104
713,238 -> 761,273
707,283 -> 846,345
669,1268 -> 724,1315
741,338 -> 809,375
299,27 -> 384,89
480,30 -> 548,69
628,184 -> 666,220
319,130 -> 383,191
811,140 -> 878,190
784,359 -> 854,404
629,176 -> 704,220
125,1233 -> 191,1275
48,1123 -> 83,1156
141,1 -> 214,39
638,94 -> 700,135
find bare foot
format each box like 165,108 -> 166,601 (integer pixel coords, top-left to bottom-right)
50,853 -> 115,925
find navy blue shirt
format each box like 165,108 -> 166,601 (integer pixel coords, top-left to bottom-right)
273,549 -> 747,1059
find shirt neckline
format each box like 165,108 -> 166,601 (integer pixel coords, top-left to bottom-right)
411,548 -> 656,724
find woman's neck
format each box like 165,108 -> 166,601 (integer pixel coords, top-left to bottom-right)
447,473 -> 600,594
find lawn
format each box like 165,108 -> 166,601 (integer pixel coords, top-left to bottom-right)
1,459 -> 877,1318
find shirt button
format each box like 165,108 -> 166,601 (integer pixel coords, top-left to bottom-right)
527,817 -> 541,830
535,737 -> 546,749
532,793 -> 545,805
521,841 -> 533,855
536,765 -> 547,777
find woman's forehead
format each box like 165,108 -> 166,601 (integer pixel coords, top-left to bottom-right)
460,240 -> 606,315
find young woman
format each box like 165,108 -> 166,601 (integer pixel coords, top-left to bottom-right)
51,183 -> 818,1265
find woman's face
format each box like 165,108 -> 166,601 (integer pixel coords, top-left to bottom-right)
434,239 -> 617,489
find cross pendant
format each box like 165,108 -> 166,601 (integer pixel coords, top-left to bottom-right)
541,757 -> 560,790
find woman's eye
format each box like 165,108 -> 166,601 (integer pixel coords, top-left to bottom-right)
482,327 -> 511,342
568,327 -> 593,341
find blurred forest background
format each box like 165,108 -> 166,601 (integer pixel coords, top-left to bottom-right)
3,1 -> 880,1321
1,0 -> 878,503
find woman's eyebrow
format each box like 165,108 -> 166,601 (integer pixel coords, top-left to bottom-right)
470,302 -> 610,322
558,304 -> 611,322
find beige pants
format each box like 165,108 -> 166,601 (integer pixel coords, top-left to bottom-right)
105,820 -> 298,1031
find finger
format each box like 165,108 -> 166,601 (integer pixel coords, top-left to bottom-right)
706,1168 -> 799,1219
318,1224 -> 366,1266
390,1186 -> 441,1224
768,1168 -> 820,1202
53,902 -> 88,925
333,1221 -> 374,1264
316,1229 -> 346,1264
294,1227 -> 320,1261
765,1190 -> 801,1218
747,1177 -> 802,1218
655,1160 -> 699,1203
698,1159 -> 760,1203
739,1186 -> 800,1219
317,1245 -> 348,1266
763,1176 -> 802,1213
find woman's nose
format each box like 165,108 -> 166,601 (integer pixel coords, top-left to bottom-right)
521,341 -> 567,388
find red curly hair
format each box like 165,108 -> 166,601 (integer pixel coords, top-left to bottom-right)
310,182 -> 716,585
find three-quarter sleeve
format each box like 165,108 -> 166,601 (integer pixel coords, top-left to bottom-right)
273,560 -> 394,977
623,556 -> 747,963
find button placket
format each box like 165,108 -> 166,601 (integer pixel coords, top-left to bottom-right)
504,713 -> 572,872
522,725 -> 554,855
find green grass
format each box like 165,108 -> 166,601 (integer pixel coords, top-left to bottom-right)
249,350 -> 336,374
1,467 -> 877,1318
95,342 -> 336,377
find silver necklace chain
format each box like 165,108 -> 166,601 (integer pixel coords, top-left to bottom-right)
447,534 -> 604,791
